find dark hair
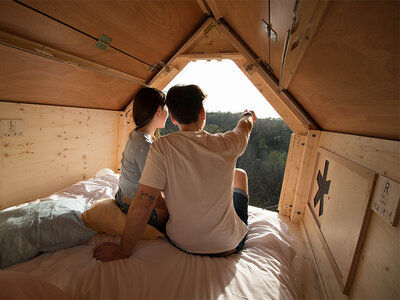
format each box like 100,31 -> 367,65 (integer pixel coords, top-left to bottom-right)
165,85 -> 206,124
133,87 -> 165,129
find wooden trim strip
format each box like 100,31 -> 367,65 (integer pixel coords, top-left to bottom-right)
177,53 -> 242,61
290,130 -> 321,222
215,18 -> 318,131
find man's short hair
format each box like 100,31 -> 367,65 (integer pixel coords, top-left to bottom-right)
166,85 -> 206,124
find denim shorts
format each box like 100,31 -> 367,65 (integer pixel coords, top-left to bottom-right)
166,188 -> 249,256
115,188 -> 159,229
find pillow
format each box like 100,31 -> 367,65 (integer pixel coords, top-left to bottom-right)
0,271 -> 70,299
80,198 -> 164,239
0,199 -> 95,268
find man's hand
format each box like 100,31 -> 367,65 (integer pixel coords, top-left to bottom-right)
94,242 -> 126,262
242,110 -> 257,122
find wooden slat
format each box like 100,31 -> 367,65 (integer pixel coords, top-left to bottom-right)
0,0 -> 151,81
178,53 -> 242,61
279,0 -> 331,90
278,133 -> 306,216
0,45 -> 138,110
290,130 -> 320,222
0,102 -> 119,209
319,132 -> 400,182
0,30 -> 146,85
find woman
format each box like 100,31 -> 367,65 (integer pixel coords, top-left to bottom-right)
115,86 -> 169,232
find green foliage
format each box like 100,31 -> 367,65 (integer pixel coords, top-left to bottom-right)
160,112 -> 292,211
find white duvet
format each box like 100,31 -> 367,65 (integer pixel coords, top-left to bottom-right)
4,173 -> 301,300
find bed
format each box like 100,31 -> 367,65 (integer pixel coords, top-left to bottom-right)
0,171 -> 311,300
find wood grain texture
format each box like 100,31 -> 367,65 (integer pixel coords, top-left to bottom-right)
279,0 -> 331,90
0,102 -> 119,209
0,0 -> 151,82
278,133 -> 306,216
0,30 -> 146,85
302,131 -> 400,299
309,148 -> 376,293
20,0 -> 204,75
0,45 -> 138,110
209,0 -> 296,80
184,22 -> 237,54
290,130 -> 321,222
319,131 -> 400,182
288,0 -> 400,140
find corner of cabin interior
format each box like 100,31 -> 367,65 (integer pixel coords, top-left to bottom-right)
0,1 -> 398,299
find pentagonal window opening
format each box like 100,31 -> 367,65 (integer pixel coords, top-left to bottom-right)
160,59 -> 293,211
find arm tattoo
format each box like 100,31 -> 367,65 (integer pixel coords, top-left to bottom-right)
139,191 -> 156,205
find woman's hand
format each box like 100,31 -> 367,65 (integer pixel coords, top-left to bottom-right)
93,242 -> 126,262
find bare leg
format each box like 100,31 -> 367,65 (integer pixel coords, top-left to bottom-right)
234,168 -> 248,194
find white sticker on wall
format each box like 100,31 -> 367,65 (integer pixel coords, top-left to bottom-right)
0,120 -> 24,138
371,175 -> 400,226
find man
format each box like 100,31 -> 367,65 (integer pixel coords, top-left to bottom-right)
94,84 -> 256,261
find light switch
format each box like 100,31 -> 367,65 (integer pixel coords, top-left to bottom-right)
0,120 -> 24,138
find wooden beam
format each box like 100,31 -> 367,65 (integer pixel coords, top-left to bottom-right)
215,19 -> 318,133
278,133 -> 306,216
290,130 -> 320,223
0,30 -> 146,85
177,53 -> 243,61
279,0 -> 331,90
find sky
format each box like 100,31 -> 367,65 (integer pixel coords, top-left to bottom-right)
163,59 -> 281,119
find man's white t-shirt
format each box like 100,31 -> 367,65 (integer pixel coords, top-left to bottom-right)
139,128 -> 250,254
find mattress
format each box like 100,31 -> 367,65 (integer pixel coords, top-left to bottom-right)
3,172 -> 303,300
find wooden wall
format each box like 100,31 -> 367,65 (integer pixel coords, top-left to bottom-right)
0,102 -> 120,209
301,131 -> 400,299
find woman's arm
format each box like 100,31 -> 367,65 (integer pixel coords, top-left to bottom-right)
94,184 -> 162,262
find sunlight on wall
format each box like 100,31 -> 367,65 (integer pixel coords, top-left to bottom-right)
163,60 -> 281,119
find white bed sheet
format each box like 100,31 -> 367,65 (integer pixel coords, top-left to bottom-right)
5,174 -> 301,300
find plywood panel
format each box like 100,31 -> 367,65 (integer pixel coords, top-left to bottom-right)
210,0 -> 296,79
309,148 -> 376,292
19,0 -> 204,75
0,102 -> 120,209
0,0 -> 151,81
0,45 -> 138,110
302,131 -> 400,299
288,0 -> 400,140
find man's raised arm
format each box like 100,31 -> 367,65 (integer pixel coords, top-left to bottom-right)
234,110 -> 257,136
94,184 -> 161,262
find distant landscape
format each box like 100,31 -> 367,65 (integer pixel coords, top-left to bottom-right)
160,112 -> 292,211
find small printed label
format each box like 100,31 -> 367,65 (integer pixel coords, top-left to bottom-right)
371,175 -> 400,226
0,120 -> 24,138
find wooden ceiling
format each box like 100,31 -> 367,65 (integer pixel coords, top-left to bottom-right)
0,0 -> 398,140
